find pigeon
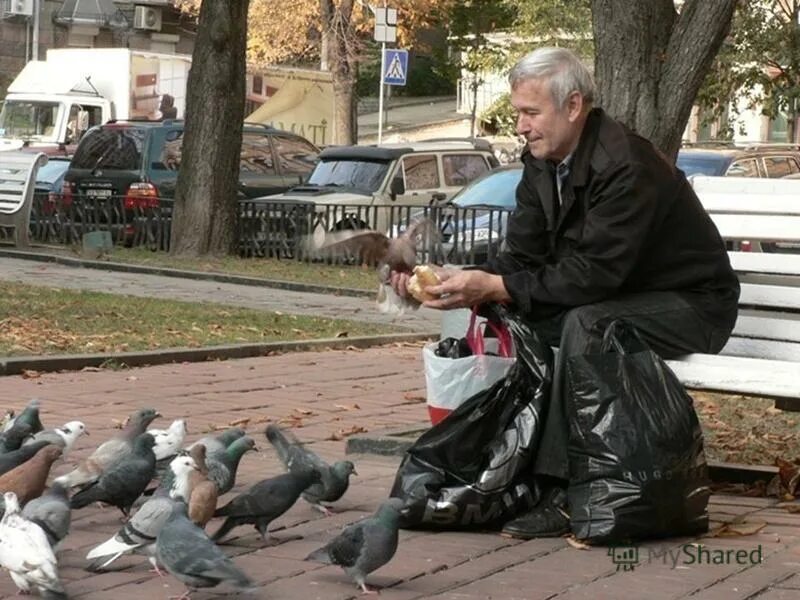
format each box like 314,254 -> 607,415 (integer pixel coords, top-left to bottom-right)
156,500 -> 254,597
24,420 -> 88,456
149,419 -> 187,462
188,426 -> 246,457
211,469 -> 321,543
306,498 -> 408,594
0,445 -> 63,508
266,424 -> 357,515
2,398 -> 44,437
0,440 -> 52,476
85,455 -> 199,571
186,445 -> 218,528
312,218 -> 438,315
0,491 -> 67,599
69,433 -> 157,518
55,407 -> 160,489
0,421 -> 33,454
21,483 -> 71,551
206,435 -> 257,495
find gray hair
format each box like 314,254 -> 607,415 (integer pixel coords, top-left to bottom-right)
509,47 -> 596,108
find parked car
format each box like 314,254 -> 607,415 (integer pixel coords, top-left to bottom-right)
60,120 -> 319,243
29,156 -> 71,241
677,144 -> 800,178
255,140 -> 500,235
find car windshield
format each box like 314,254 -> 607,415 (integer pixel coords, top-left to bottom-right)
35,159 -> 70,184
676,154 -> 728,176
71,127 -> 146,171
0,100 -> 61,141
306,159 -> 390,193
452,168 -> 522,208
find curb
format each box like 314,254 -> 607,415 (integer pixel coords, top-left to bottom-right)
0,248 -> 374,298
0,332 -> 436,376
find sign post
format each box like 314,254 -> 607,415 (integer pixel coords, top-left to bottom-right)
373,4 -> 397,144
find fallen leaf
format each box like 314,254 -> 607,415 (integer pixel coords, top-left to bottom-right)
293,408 -> 314,416
228,417 -> 250,427
335,331 -> 349,338
126,375 -> 138,382
334,403 -> 361,411
564,534 -> 592,550
81,366 -> 102,372
326,425 -> 368,441
710,520 -> 767,537
21,370 -> 40,379
403,392 -> 427,403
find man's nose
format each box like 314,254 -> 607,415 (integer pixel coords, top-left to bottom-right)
516,114 -> 529,136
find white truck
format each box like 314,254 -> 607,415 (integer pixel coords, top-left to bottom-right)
0,48 -> 191,154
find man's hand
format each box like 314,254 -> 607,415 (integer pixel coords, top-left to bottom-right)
389,265 -> 452,300
423,270 -> 511,310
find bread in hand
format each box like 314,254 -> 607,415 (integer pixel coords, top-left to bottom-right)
407,265 -> 441,303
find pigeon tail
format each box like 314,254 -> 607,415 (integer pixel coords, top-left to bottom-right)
210,518 -> 236,542
68,485 -> 103,510
264,424 -> 296,466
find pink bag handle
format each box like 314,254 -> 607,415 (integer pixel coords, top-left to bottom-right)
465,307 -> 513,357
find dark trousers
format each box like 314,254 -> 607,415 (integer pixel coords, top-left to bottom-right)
529,290 -> 735,481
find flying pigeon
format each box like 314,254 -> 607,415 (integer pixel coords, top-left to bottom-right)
156,500 -> 255,597
306,498 -> 408,594
55,407 -> 160,489
85,455 -> 199,571
24,420 -> 88,456
148,419 -> 187,462
69,433 -> 157,518
0,445 -> 63,509
206,435 -> 257,495
0,491 -> 67,599
188,426 -> 246,457
21,483 -> 71,551
265,424 -> 357,515
312,218 -> 438,315
0,440 -> 52,476
211,469 -> 321,543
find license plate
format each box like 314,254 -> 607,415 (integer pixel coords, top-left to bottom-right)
85,189 -> 112,198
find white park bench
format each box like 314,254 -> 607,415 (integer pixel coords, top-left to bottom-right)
0,151 -> 48,247
441,175 -> 800,411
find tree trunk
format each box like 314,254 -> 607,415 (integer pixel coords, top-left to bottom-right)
592,0 -> 737,160
170,0 -> 249,257
320,0 -> 332,71
323,0 -> 357,144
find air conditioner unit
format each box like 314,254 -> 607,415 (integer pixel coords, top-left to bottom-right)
133,5 -> 162,31
5,0 -> 33,17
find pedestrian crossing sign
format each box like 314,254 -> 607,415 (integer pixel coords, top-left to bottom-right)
383,49 -> 408,86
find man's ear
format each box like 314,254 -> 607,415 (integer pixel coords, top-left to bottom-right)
566,91 -> 585,122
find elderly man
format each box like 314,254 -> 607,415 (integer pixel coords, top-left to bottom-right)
392,47 -> 739,539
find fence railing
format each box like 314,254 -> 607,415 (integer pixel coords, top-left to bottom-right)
16,193 -> 513,266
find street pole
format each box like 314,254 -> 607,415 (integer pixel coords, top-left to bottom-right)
378,39 -> 385,145
32,0 -> 40,61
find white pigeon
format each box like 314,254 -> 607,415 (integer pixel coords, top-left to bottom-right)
0,491 -> 67,599
24,420 -> 88,456
148,419 -> 187,462
85,455 -> 198,571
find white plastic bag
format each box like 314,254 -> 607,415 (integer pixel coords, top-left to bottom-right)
424,309 -> 516,424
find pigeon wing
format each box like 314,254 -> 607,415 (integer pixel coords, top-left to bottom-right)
325,523 -> 366,568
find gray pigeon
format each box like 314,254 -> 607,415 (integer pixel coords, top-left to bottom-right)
266,424 -> 357,515
211,469 -> 322,543
21,483 -> 71,551
55,407 -> 160,489
188,427 -> 246,457
0,440 -> 51,476
2,398 -> 44,437
156,500 -> 254,596
85,455 -> 198,571
306,498 -> 408,594
0,421 -> 33,454
206,436 -> 257,495
69,433 -> 157,517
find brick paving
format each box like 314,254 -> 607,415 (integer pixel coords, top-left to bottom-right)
0,345 -> 798,599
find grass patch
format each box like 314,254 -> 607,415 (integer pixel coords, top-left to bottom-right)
34,245 -> 378,291
0,281 -> 399,356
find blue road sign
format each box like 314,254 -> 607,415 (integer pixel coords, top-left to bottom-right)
383,49 -> 408,86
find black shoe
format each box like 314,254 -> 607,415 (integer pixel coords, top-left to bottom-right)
501,487 -> 570,539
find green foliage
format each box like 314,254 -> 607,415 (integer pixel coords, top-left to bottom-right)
697,1 -> 800,139
356,46 -> 457,98
479,92 -> 516,136
503,0 -> 593,60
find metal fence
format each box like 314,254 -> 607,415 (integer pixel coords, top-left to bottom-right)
19,193 -> 513,266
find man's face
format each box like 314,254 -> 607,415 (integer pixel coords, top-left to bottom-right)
511,78 -> 583,162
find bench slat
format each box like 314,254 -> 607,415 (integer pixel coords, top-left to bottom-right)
700,194 -> 800,215
691,175 -> 800,195
740,282 -> 800,310
719,336 -> 800,362
711,214 -> 800,242
729,252 -> 800,276
667,353 -> 800,399
734,315 -> 800,343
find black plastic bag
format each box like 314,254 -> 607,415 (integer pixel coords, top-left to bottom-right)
390,304 -> 553,530
566,320 -> 710,543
